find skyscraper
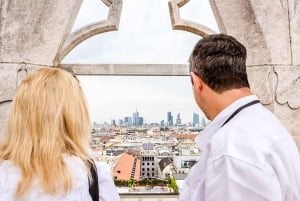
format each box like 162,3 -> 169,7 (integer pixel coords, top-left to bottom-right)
124,116 -> 133,127
193,113 -> 199,126
139,117 -> 144,126
133,109 -> 139,126
176,113 -> 182,125
167,111 -> 173,126
201,117 -> 206,128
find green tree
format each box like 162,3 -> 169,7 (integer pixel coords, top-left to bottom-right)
168,178 -> 179,193
127,179 -> 133,188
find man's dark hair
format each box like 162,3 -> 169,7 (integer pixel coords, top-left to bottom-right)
189,33 -> 250,93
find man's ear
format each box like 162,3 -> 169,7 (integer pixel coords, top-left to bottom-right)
190,72 -> 203,90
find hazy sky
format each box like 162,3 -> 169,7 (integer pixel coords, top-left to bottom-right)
62,0 -> 219,124
78,75 -> 200,124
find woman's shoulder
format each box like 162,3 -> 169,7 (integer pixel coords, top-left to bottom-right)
94,161 -> 111,175
0,160 -> 20,174
0,160 -> 13,167
93,161 -> 121,201
63,154 -> 86,166
0,160 -> 21,200
63,155 -> 112,178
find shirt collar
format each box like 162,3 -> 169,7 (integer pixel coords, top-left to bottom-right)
195,95 -> 259,151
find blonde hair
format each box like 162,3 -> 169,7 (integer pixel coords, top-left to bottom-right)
0,67 -> 92,197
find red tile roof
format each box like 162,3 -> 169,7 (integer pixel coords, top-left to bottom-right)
170,133 -> 197,140
113,153 -> 140,180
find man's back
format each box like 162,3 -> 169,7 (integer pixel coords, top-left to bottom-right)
209,97 -> 300,200
184,33 -> 300,201
180,95 -> 300,201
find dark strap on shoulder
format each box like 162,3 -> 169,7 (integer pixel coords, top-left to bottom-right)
88,160 -> 99,201
221,100 -> 259,127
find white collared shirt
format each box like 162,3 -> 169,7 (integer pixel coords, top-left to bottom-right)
180,95 -> 300,201
0,155 -> 121,201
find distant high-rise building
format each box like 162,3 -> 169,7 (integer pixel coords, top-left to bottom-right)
124,116 -> 132,126
201,117 -> 206,128
160,120 -> 165,127
93,121 -> 99,128
176,113 -> 182,125
167,111 -> 173,126
111,119 -> 116,126
193,113 -> 199,126
133,109 -> 139,126
139,117 -> 144,126
118,119 -> 123,126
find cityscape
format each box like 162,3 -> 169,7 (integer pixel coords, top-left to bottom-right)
90,108 -> 209,198
79,75 -> 209,198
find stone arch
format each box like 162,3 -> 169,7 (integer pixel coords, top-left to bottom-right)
55,0 -> 123,65
59,0 -> 219,75
168,0 -> 216,37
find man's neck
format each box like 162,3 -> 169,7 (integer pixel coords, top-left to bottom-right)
208,87 -> 252,120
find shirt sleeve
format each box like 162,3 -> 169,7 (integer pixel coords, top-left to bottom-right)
95,162 -> 121,201
205,155 -> 282,201
267,138 -> 300,200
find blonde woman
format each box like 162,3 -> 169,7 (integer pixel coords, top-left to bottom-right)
0,68 -> 120,201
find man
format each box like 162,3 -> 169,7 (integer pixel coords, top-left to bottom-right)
180,33 -> 300,201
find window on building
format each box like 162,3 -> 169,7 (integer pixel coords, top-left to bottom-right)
181,160 -> 197,168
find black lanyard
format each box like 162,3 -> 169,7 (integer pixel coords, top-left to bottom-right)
88,160 -> 99,201
221,100 -> 260,127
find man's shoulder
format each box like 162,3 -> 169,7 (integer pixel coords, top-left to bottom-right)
208,115 -> 291,165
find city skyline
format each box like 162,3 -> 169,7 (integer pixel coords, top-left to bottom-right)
78,75 -> 206,125
96,108 -> 204,126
